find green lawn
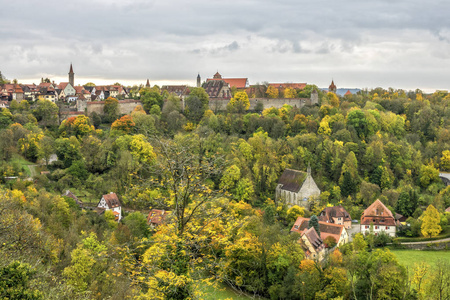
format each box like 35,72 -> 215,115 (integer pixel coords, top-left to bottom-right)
390,249 -> 450,273
10,154 -> 33,176
197,282 -> 264,300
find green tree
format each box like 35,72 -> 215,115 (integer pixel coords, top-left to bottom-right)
346,108 -> 368,139
33,100 -> 58,127
421,205 -> 442,238
140,87 -> 163,111
0,261 -> 43,299
103,97 -> 119,123
63,232 -> 108,292
308,215 -> 320,236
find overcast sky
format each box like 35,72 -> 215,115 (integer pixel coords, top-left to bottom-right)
1,0 -> 450,91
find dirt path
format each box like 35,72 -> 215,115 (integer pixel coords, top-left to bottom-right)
399,237 -> 450,245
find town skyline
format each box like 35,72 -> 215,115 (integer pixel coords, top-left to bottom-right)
2,0 -> 450,92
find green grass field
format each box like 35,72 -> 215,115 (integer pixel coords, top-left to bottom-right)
10,154 -> 33,176
197,282 -> 264,300
390,249 -> 450,273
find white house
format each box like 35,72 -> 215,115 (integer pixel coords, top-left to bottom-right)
97,192 -> 122,221
360,199 -> 396,237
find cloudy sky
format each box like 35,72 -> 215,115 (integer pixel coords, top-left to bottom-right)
1,0 -> 450,91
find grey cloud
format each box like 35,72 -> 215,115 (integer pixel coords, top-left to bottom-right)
1,0 -> 450,91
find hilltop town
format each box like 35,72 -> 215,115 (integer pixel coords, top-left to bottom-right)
0,65 -> 449,300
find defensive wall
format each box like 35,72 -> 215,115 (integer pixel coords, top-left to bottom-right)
76,99 -> 142,115
60,99 -> 142,122
206,91 -> 319,111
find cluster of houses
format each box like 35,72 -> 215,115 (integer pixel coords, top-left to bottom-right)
0,64 -> 128,105
276,166 -> 400,261
63,173 -> 400,262
1,63 -> 361,111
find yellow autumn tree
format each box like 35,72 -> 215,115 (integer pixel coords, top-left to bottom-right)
266,85 -> 279,98
421,205 -> 442,238
440,150 -> 450,171
227,91 -> 250,113
284,88 -> 297,98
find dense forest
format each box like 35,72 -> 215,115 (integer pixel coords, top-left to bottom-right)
0,84 -> 449,299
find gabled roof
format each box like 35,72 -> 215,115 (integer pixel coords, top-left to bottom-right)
303,227 -> 324,251
202,80 -> 230,98
74,86 -> 84,94
58,82 -> 69,90
277,169 -> 307,193
62,190 -> 83,206
363,199 -> 394,218
161,85 -> 190,96
147,209 -> 170,226
344,90 -> 352,96
100,192 -> 121,208
207,78 -> 248,89
291,217 -> 345,244
318,205 -> 352,223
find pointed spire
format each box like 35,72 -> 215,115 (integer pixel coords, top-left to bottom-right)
69,63 -> 74,74
307,162 -> 311,175
145,79 -> 150,88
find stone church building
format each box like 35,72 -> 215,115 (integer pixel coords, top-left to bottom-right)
275,165 -> 321,209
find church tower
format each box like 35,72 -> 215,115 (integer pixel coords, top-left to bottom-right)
329,80 -> 336,93
197,74 -> 201,88
69,63 -> 74,86
145,79 -> 150,88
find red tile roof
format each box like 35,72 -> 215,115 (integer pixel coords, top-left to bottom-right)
361,199 -> 396,226
147,209 -> 170,226
318,205 -> 352,223
344,90 -> 352,96
101,192 -> 121,208
207,78 -> 248,89
268,83 -> 306,90
291,217 -> 345,244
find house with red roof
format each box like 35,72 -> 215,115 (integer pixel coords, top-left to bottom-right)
206,72 -> 248,89
96,192 -> 122,221
291,217 -> 349,247
318,205 -> 352,229
57,82 -> 76,97
360,199 -> 396,237
299,226 -> 325,261
147,209 -> 171,228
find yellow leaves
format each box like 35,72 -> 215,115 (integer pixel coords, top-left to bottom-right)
266,85 -> 279,98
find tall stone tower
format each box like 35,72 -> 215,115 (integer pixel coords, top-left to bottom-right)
197,74 -> 201,88
145,79 -> 150,88
69,63 -> 74,87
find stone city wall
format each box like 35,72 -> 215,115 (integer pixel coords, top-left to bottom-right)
207,93 -> 319,112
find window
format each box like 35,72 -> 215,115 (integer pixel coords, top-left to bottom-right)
338,217 -> 341,220
386,226 -> 389,230
375,226 -> 379,229
365,225 -> 369,229
294,225 -> 298,229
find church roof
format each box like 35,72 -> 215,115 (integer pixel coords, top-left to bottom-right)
277,168 -> 307,193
